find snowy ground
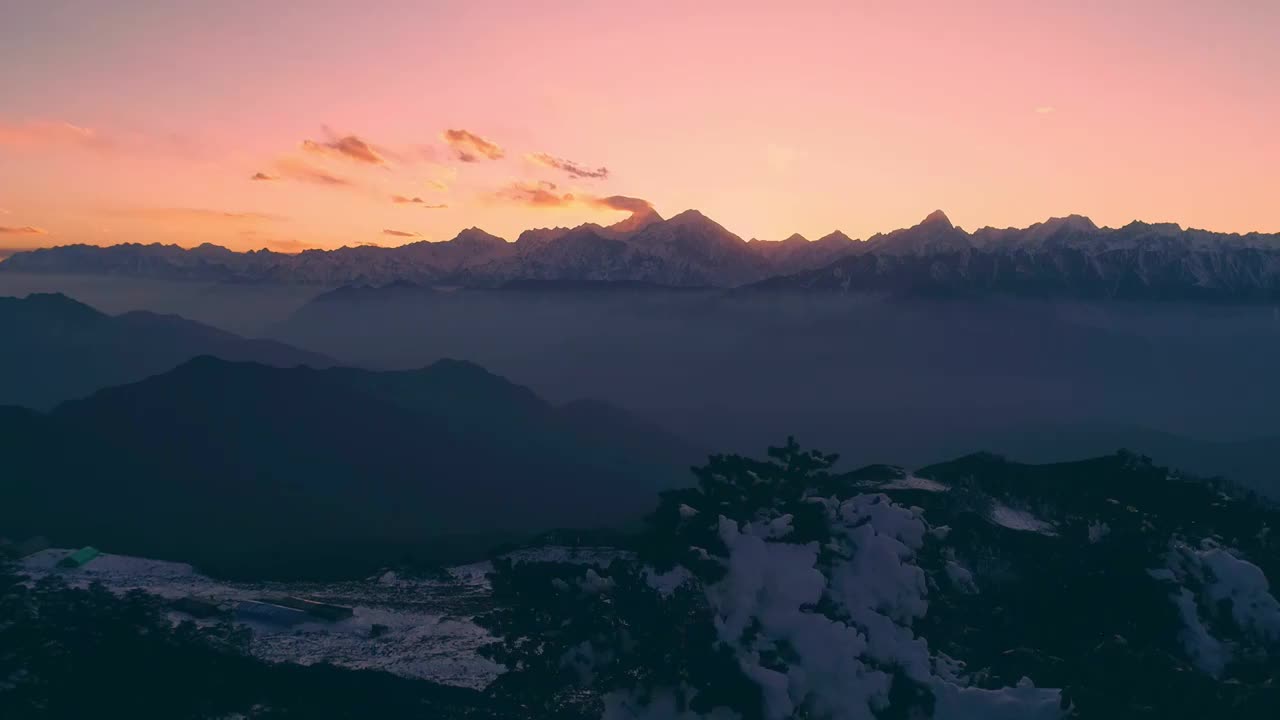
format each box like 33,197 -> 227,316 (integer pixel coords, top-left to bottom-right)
20,545 -> 628,688
19,548 -> 517,689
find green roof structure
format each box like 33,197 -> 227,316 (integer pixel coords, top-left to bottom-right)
58,546 -> 101,568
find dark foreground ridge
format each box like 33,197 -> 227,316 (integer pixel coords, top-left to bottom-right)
4,443 -> 1276,718
0,356 -> 700,579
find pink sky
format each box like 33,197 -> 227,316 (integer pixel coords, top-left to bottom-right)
1,0 -> 1277,252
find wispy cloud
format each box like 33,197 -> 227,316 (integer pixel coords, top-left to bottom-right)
0,225 -> 49,235
268,158 -> 354,187
0,119 -> 204,160
301,131 -> 387,165
495,180 -> 575,207
526,152 -> 609,180
0,120 -> 113,151
1035,106 -> 1056,114
391,195 -> 447,208
382,228 -> 418,237
494,184 -> 654,218
425,178 -> 450,191
249,171 -> 278,181
105,208 -> 286,223
443,129 -> 505,162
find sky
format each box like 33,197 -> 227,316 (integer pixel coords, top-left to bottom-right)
1,0 -> 1277,253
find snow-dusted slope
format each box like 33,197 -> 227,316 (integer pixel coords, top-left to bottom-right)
476,448 -> 1280,718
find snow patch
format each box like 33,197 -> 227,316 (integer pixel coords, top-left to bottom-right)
692,494 -> 1062,719
989,503 -> 1057,535
19,548 -> 502,689
881,475 -> 949,493
1157,539 -> 1280,675
1169,587 -> 1228,676
1087,521 -> 1110,543
645,566 -> 695,597
945,560 -> 979,594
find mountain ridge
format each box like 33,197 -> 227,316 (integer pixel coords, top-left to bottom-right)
1,355 -> 703,576
5,211 -> 1279,298
0,292 -> 333,410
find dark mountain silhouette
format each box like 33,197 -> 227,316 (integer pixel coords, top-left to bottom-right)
270,282 -> 1280,499
0,357 -> 701,576
0,293 -> 332,410
5,209 -> 1278,297
857,209 -> 971,255
749,230 -> 858,274
752,212 -> 1280,301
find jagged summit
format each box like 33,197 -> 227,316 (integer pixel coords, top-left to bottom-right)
919,209 -> 954,229
1123,220 -> 1184,236
451,227 -> 507,246
1048,214 -> 1098,231
815,230 -> 856,244
662,208 -> 719,228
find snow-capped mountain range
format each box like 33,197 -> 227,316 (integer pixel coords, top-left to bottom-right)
4,209 -> 1279,300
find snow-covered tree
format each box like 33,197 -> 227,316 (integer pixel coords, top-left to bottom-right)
480,440 -> 1071,719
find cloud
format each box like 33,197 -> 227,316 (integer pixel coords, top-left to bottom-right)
301,132 -> 386,165
270,158 -> 354,187
494,184 -> 654,218
0,225 -> 49,235
105,208 -> 285,223
382,228 -> 418,237
495,180 -> 575,207
443,129 -> 505,162
0,120 -> 113,151
0,120 -> 204,159
425,179 -> 450,191
589,195 -> 653,214
391,195 -> 447,208
526,152 -> 609,180
249,172 -> 279,181
1035,106 -> 1055,114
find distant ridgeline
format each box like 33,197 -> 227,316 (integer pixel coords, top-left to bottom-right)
5,210 -> 1280,301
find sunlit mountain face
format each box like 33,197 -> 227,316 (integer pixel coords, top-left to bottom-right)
3,3 -> 1279,719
